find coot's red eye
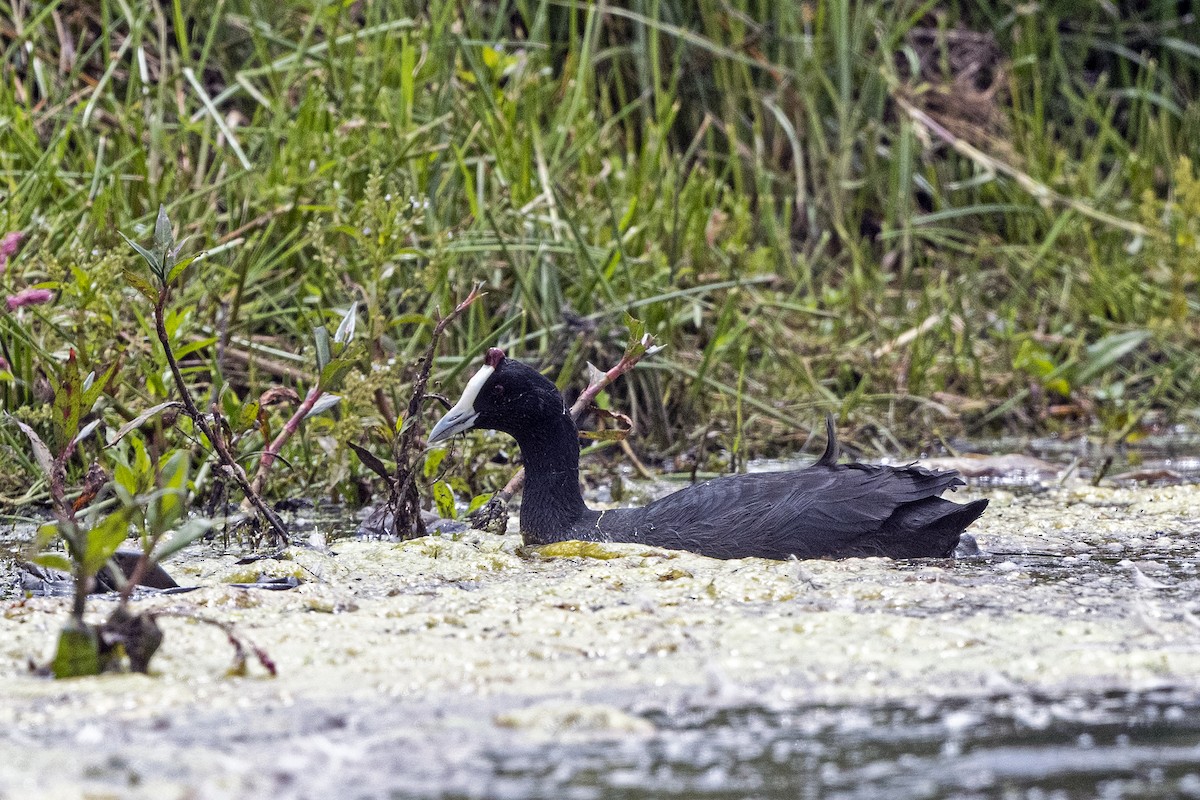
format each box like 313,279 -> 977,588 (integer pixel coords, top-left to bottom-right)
494,384 -> 504,396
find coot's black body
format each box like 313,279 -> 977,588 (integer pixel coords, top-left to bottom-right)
428,349 -> 987,560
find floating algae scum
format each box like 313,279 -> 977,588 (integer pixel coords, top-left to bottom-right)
3,474 -> 1200,798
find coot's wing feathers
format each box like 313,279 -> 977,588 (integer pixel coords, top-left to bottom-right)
631,463 -> 965,559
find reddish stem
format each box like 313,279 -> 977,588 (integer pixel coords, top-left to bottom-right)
251,386 -> 322,494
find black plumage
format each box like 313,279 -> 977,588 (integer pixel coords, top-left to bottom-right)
427,349 -> 987,560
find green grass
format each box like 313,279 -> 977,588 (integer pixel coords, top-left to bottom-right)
1,0 -> 1198,507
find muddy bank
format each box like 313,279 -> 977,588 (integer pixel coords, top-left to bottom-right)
2,481 -> 1200,797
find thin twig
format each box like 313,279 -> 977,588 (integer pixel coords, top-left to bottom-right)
250,386 -> 322,495
153,610 -> 277,676
153,290 -> 289,545
390,285 -> 484,538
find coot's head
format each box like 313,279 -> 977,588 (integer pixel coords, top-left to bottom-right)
427,348 -> 565,444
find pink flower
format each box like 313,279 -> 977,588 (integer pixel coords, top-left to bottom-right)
0,231 -> 23,274
6,288 -> 53,311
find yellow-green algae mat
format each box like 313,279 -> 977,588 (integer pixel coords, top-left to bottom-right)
2,482 -> 1200,796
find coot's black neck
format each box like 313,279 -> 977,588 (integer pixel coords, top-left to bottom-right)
511,410 -> 588,542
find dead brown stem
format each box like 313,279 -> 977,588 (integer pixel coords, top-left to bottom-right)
389,285 -> 484,538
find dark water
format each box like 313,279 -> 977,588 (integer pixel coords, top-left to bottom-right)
413,691 -> 1199,800
970,429 -> 1200,485
35,689 -> 1192,799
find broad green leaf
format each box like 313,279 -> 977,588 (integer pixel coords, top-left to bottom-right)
153,518 -> 216,563
466,493 -> 493,514
423,447 -> 447,478
151,451 -> 190,532
131,435 -> 151,479
622,312 -> 647,360
1077,330 -> 1151,385
81,361 -> 119,412
319,358 -> 355,392
153,204 -> 173,255
221,385 -> 242,421
32,552 -> 73,573
35,521 -> 59,550
432,481 -> 457,520
119,231 -> 161,276
82,510 -> 132,576
122,268 -> 158,301
53,349 -> 83,445
391,313 -> 434,327
113,461 -> 139,497
51,622 -> 101,679
167,253 -> 198,284
314,325 -> 332,372
236,400 -> 261,433
173,336 -> 219,360
348,441 -> 392,480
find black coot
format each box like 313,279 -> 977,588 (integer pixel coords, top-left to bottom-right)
427,349 -> 987,560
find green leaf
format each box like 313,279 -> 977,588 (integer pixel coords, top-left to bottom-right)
348,441 -> 393,480
578,428 -> 629,441
391,313 -> 435,327
51,621 -> 101,679
319,357 -> 355,392
82,510 -> 132,576
153,204 -> 174,254
35,522 -> 59,551
622,312 -> 648,361
432,481 -> 457,520
119,230 -> 161,276
1077,330 -> 1150,385
123,268 -> 158,302
236,400 -> 261,433
1013,339 -> 1054,378
131,435 -> 151,479
167,253 -> 197,284
152,518 -> 216,563
466,492 -> 493,514
81,360 -> 119,412
52,349 -> 83,445
150,451 -> 190,533
173,336 -> 218,360
423,447 -> 447,478
32,552 -> 74,573
113,461 -> 139,497
220,385 -> 242,421
314,325 -> 332,372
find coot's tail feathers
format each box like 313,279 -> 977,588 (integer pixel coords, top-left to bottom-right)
815,414 -> 839,467
882,497 -> 989,558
